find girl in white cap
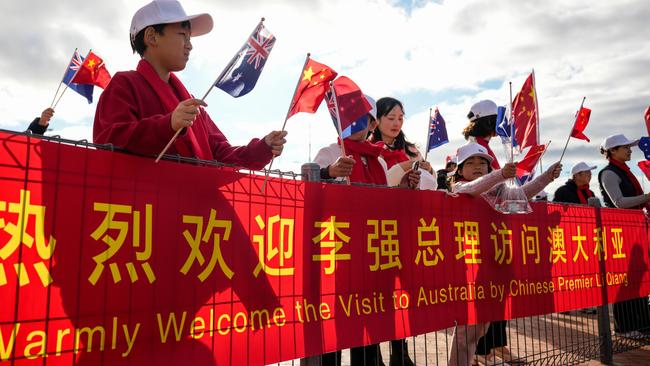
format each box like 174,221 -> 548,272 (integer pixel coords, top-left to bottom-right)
448,142 -> 561,366
597,134 -> 650,337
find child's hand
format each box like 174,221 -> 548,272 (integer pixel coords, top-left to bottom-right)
501,163 -> 517,179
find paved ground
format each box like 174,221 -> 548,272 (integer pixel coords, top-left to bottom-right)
281,307 -> 650,365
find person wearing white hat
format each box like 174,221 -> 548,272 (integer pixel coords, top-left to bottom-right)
552,161 -> 597,205
597,133 -> 650,336
93,0 -> 287,168
463,100 -> 500,170
448,142 -> 562,366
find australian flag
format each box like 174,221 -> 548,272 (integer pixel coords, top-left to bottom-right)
214,21 -> 275,98
495,105 -> 516,146
427,108 -> 449,151
639,137 -> 650,160
63,50 -> 93,103
324,89 -> 369,139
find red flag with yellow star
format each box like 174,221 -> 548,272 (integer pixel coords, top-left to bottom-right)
72,51 -> 111,89
513,72 -> 538,151
287,57 -> 337,119
571,107 -> 591,142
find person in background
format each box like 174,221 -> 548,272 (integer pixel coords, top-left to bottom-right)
27,108 -> 54,135
370,97 -> 436,191
463,100 -> 500,169
436,156 -> 457,191
553,162 -> 597,205
598,134 -> 650,337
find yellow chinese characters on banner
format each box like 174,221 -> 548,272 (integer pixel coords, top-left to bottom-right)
312,216 -> 351,275
253,214 -> 295,277
367,219 -> 402,271
415,217 -> 443,266
181,209 -> 233,281
548,226 -> 567,264
0,189 -> 55,287
491,222 -> 512,265
89,203 -> 155,285
455,221 -> 481,264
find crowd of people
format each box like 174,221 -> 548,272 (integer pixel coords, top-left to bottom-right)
21,1 -> 650,365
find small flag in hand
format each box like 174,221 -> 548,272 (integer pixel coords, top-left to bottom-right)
495,105 -> 516,146
639,137 -> 650,160
571,107 -> 591,142
63,50 -> 94,103
427,108 -> 449,151
516,144 -> 546,179
324,77 -> 372,138
513,73 -> 538,151
287,57 -> 337,119
71,51 -> 111,89
214,21 -> 276,97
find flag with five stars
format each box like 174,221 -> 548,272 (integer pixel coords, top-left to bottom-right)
638,137 -> 650,160
513,72 -> 538,151
427,108 -> 449,151
571,107 -> 591,142
287,57 -> 337,119
324,76 -> 372,138
71,51 -> 111,89
63,49 -> 94,103
214,21 -> 276,97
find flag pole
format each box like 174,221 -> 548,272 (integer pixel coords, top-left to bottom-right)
260,52 -> 311,192
424,108 -> 432,162
156,18 -> 266,163
531,69 -> 543,172
558,96 -> 586,164
50,48 -> 77,108
53,49 -> 91,109
509,81 -> 514,163
329,82 -> 350,185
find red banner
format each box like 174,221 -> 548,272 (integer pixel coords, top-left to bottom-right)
1,130 -> 649,365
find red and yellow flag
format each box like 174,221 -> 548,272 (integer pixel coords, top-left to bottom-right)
513,73 -> 538,151
571,107 -> 591,142
72,51 -> 111,89
287,57 -> 337,119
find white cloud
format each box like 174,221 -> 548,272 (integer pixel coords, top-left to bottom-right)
1,0 -> 649,199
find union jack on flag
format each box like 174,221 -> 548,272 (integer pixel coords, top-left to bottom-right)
214,21 -> 276,98
427,108 -> 449,151
62,49 -> 94,103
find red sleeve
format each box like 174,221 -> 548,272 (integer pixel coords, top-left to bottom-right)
203,111 -> 273,170
93,73 -> 178,156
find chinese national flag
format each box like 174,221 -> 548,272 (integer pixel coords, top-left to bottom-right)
287,57 -> 337,119
516,143 -> 546,178
571,107 -> 591,142
331,76 -> 372,130
513,73 -> 538,151
638,161 -> 650,181
72,51 -> 111,89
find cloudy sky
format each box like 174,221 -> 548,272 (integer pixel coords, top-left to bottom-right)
1,0 -> 649,197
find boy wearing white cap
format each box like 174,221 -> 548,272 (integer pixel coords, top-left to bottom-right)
93,0 -> 286,168
552,162 -> 597,204
463,100 -> 501,170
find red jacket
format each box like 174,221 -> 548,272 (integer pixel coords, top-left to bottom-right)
93,60 -> 273,170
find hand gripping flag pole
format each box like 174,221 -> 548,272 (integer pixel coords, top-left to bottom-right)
156,18 -> 269,163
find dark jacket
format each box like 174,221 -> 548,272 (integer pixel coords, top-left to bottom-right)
27,118 -> 47,135
598,163 -> 640,208
553,179 -> 594,205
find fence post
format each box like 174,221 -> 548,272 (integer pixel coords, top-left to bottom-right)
300,162 -> 323,366
589,196 -> 614,364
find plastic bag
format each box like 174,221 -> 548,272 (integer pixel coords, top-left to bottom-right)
481,178 -> 532,214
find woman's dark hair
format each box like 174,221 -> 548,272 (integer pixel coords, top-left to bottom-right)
462,115 -> 497,139
600,147 -> 615,159
452,157 -> 492,182
131,21 -> 191,56
371,97 -> 417,158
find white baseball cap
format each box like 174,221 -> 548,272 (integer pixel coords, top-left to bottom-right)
468,100 -> 498,121
365,95 -> 377,120
130,0 -> 213,42
600,134 -> 639,151
456,142 -> 494,165
571,161 -> 597,176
